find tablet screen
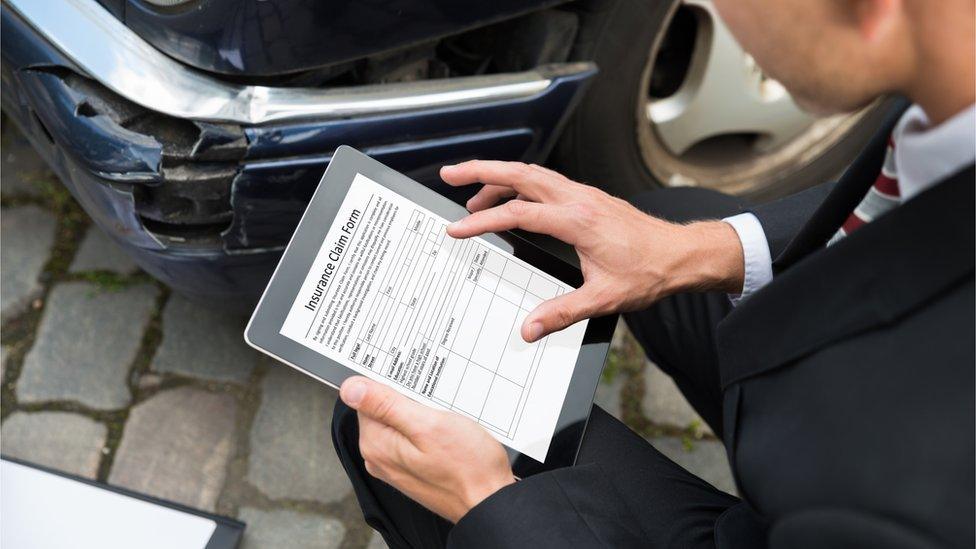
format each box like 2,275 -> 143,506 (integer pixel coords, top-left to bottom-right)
279,173 -> 587,463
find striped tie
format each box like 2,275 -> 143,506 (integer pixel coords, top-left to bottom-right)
828,138 -> 901,245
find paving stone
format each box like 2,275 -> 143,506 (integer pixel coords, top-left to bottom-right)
596,319 -> 638,421
643,362 -> 712,435
238,508 -> 345,549
368,531 -> 390,549
109,387 -> 238,511
0,206 -> 57,322
151,295 -> 258,384
649,437 -> 737,496
593,371 -> 625,421
1,133 -> 49,198
18,282 -> 157,409
610,317 -> 630,350
247,367 -> 351,504
1,412 -> 106,478
69,227 -> 139,274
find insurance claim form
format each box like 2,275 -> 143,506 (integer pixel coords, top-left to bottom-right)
280,173 -> 587,462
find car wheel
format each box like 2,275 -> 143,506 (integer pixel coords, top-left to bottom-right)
551,0 -> 892,201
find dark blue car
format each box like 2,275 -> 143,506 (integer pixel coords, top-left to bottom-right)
1,0 -> 889,309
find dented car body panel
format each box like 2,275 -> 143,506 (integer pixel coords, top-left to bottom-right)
1,3 -> 595,310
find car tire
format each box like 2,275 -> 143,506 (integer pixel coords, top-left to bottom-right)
549,0 -> 894,202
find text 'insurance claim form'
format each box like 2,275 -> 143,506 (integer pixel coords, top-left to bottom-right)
280,174 -> 587,462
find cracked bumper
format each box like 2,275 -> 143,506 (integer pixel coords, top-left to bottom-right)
1,2 -> 595,309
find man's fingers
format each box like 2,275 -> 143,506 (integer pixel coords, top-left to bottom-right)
447,200 -> 578,244
526,163 -> 572,182
466,185 -> 517,212
522,284 -> 607,342
440,161 -> 561,203
341,376 -> 431,438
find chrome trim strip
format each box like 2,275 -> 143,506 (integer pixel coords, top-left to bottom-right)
7,0 -> 593,125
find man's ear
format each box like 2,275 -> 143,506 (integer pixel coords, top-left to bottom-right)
853,0 -> 903,43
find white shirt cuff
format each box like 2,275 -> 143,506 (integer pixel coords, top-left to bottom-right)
723,213 -> 773,305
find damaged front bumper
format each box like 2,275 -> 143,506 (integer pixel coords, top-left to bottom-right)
1,0 -> 595,309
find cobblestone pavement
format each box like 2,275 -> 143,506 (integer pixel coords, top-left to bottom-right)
0,125 -> 734,548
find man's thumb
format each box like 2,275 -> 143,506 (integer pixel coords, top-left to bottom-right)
340,376 -> 429,437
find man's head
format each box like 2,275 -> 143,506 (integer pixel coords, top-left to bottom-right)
713,0 -> 975,122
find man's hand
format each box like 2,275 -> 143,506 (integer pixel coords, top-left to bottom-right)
442,161 -> 746,342
340,376 -> 515,523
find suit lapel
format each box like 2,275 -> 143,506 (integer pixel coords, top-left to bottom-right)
772,98 -> 911,273
718,165 -> 975,388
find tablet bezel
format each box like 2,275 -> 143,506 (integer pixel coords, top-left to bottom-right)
245,146 -> 615,475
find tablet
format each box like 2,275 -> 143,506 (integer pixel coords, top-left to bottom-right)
2,457 -> 243,549
245,146 -> 615,475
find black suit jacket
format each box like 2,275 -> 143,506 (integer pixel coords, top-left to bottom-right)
450,101 -> 976,548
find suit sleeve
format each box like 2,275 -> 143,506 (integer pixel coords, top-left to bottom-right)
768,509 -> 942,549
720,181 -> 835,303
447,464 -> 646,548
747,181 -> 836,260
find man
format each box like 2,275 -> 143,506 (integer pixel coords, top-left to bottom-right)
332,0 -> 975,546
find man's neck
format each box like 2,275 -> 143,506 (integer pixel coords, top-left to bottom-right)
914,91 -> 975,128
907,55 -> 975,126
